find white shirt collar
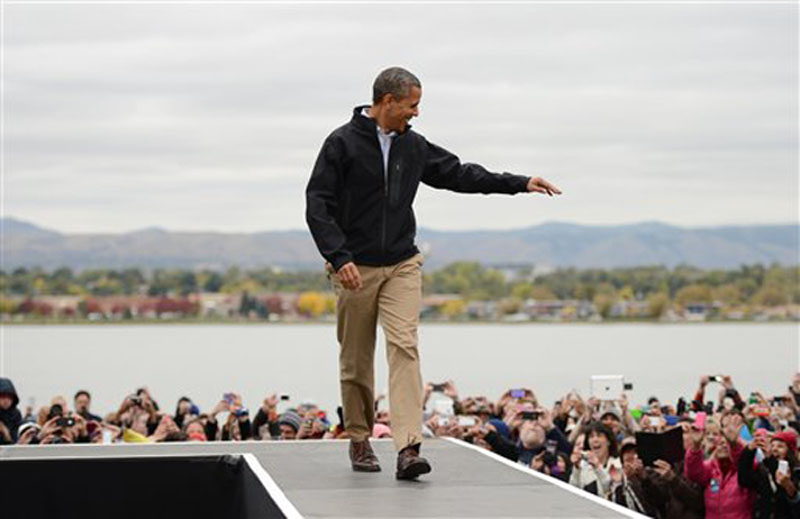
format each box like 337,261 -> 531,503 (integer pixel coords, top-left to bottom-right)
361,107 -> 396,137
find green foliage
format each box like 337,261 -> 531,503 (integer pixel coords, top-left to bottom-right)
647,292 -> 671,318
423,262 -> 507,300
0,263 -> 796,312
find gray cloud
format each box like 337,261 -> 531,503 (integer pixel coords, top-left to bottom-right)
4,3 -> 797,232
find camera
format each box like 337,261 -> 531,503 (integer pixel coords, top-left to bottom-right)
48,404 -> 63,420
457,416 -> 477,427
56,416 -> 75,428
510,389 -> 526,399
431,383 -> 447,393
520,411 -> 541,421
543,439 -> 558,466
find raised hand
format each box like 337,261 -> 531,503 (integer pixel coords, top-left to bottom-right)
444,380 -> 459,400
690,426 -> 704,450
536,407 -> 554,431
652,459 -> 675,481
531,451 -> 546,471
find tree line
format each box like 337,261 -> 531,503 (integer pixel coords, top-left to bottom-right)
1,263 -> 797,308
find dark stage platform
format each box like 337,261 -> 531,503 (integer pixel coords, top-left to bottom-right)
1,438 -> 646,518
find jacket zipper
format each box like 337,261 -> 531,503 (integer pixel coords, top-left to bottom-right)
380,131 -> 401,256
381,149 -> 391,255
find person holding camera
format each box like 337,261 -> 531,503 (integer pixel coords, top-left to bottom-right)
738,429 -> 800,519
74,389 -> 103,423
205,392 -> 252,441
306,66 -> 561,480
517,407 -> 573,466
684,411 -> 755,519
612,437 -> 663,517
569,422 -> 623,499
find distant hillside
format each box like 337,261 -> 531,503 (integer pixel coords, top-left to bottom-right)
2,217 -> 797,271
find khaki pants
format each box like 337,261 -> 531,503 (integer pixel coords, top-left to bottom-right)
329,253 -> 424,452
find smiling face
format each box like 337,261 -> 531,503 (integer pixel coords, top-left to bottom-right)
771,439 -> 790,460
713,436 -> 731,460
379,86 -> 421,133
588,430 -> 610,456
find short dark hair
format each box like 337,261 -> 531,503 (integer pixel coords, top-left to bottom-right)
74,390 -> 91,401
372,67 -> 421,104
583,421 -> 619,458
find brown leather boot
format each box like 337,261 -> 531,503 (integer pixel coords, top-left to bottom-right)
395,443 -> 431,480
349,438 -> 381,472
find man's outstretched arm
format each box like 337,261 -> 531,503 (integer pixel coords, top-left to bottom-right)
421,138 -> 561,196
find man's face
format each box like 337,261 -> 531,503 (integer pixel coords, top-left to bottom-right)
280,424 -> 297,440
519,421 -> 545,449
75,394 -> 90,413
383,86 -> 421,132
0,395 -> 12,410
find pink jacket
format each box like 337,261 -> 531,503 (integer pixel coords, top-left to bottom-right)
684,443 -> 755,519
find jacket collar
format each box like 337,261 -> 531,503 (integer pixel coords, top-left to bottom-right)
351,105 -> 412,135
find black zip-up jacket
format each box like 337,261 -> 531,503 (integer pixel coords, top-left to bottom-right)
306,106 -> 531,271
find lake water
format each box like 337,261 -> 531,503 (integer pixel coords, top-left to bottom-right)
1,323 -> 797,419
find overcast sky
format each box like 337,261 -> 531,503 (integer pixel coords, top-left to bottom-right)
3,2 -> 798,233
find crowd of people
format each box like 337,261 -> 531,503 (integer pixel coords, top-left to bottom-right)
1,373 -> 798,519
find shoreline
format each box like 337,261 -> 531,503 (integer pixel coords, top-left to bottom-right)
1,318 -> 797,326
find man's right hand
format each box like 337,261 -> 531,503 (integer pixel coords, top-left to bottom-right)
337,262 -> 363,291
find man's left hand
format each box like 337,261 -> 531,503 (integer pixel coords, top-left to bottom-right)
527,177 -> 562,196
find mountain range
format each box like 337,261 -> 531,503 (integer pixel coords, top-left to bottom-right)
1,217 -> 797,271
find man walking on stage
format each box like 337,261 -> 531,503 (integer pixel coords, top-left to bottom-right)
305,67 -> 561,480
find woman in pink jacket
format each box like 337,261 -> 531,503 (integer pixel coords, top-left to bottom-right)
685,412 -> 756,519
